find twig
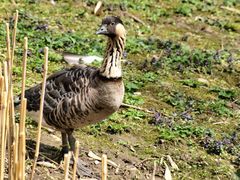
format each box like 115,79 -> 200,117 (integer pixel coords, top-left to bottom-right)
42,126 -> 55,133
135,158 -> 158,167
30,47 -> 48,180
121,103 -> 155,114
121,103 -> 172,119
26,145 -> 59,166
27,145 -> 74,177
72,140 -> 80,180
220,6 -> 240,15
212,121 -> 228,125
101,154 -> 107,180
123,12 -> 145,25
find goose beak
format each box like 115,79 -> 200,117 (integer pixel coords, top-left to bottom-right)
96,24 -> 108,35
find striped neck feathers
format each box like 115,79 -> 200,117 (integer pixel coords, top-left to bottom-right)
100,35 -> 126,79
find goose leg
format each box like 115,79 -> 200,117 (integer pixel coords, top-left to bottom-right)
67,130 -> 94,177
61,132 -> 69,154
67,130 -> 76,152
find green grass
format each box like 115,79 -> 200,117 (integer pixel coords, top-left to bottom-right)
0,0 -> 240,179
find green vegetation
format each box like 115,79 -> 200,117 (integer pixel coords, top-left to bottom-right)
0,0 -> 240,179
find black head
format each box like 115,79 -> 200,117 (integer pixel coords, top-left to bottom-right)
96,16 -> 125,38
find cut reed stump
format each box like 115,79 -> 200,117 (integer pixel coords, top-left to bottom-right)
102,154 -> 108,180
30,47 -> 48,180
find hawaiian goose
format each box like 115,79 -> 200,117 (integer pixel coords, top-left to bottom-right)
15,16 -> 126,154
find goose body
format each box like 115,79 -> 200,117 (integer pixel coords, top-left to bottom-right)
15,16 -> 126,153
24,65 -> 124,131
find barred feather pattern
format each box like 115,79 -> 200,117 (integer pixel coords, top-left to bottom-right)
20,35 -> 125,132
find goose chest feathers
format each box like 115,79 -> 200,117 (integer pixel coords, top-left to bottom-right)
15,16 -> 126,133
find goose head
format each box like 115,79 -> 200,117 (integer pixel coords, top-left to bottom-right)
96,16 -> 126,38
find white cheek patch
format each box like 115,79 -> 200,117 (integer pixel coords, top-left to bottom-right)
115,24 -> 126,37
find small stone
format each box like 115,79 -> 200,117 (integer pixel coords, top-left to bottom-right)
94,160 -> 100,165
133,92 -> 141,96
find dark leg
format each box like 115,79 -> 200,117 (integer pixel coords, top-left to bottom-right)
67,129 -> 76,152
61,132 -> 69,154
66,130 -> 94,177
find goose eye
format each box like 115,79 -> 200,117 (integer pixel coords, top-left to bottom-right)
111,22 -> 115,25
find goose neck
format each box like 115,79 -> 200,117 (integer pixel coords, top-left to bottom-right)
100,36 -> 125,79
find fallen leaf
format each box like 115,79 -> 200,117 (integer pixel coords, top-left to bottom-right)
37,161 -> 57,169
167,155 -> 179,171
164,162 -> 172,180
94,1 -> 103,15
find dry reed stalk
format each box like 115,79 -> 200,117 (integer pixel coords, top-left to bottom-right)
13,123 -> 19,180
0,75 -> 3,161
18,98 -> 27,180
0,62 -> 8,180
6,92 -> 11,180
6,14 -> 17,178
30,47 -> 48,180
9,10 -> 19,165
0,63 -> 2,76
0,92 -> 7,180
72,140 -> 80,180
9,11 -> 19,179
17,37 -> 28,180
0,11 -> 19,180
11,10 -> 18,64
64,152 -> 71,180
0,84 -> 3,180
3,62 -> 8,92
0,75 -> 3,134
101,154 -> 107,180
5,22 -> 11,102
3,35 -> 10,167
20,37 -> 28,103
5,23 -> 11,73
0,75 -> 3,99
